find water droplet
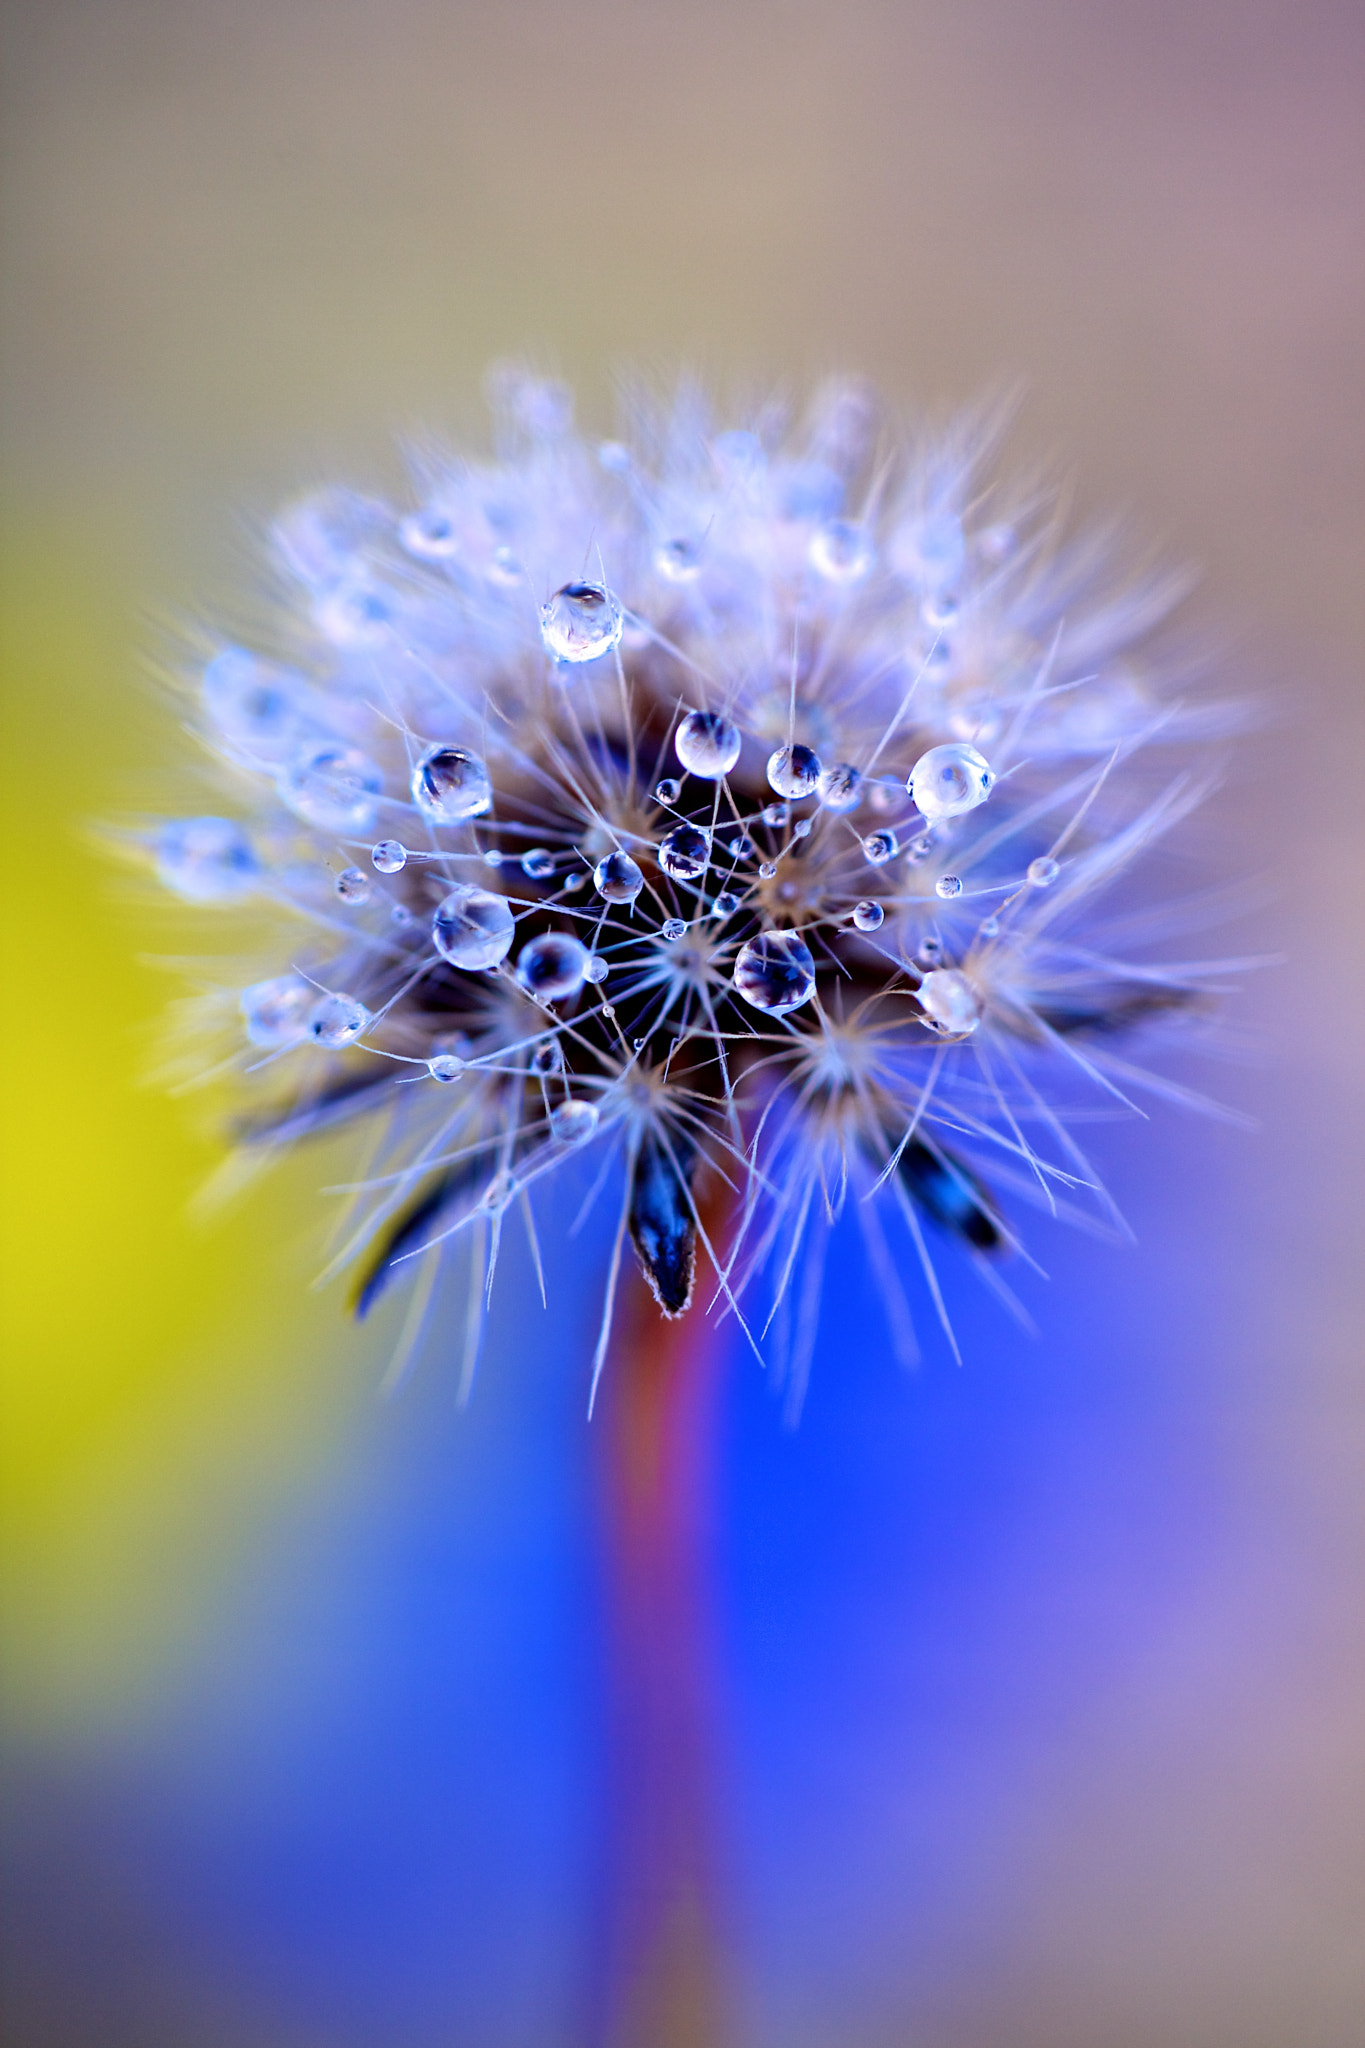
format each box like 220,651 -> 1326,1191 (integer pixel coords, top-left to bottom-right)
594,850 -> 644,902
655,778 -> 681,806
515,932 -> 591,1001
488,367 -> 573,439
521,847 -> 556,879
726,833 -> 753,859
600,1003 -> 616,1019
763,802 -> 790,828
156,816 -> 259,901
792,818 -> 812,840
563,872 -> 585,892
675,710 -> 741,779
308,993 -> 370,1047
818,762 -> 863,812
863,830 -> 898,866
917,936 -> 943,966
713,891 -> 739,917
852,900 -> 884,931
428,1053 -> 465,1082
391,904 -> 413,926
240,974 -> 313,1048
758,861 -> 777,880
372,839 -> 407,874
809,519 -> 874,582
551,1099 -> 600,1143
917,967 -> 983,1036
733,930 -> 817,1015
483,849 -> 504,868
598,440 -> 631,474
336,865 -> 372,904
654,538 -> 703,583
935,873 -> 963,899
279,744 -> 383,834
432,886 -> 515,970
980,914 -> 1000,938
907,833 -> 933,865
767,742 -> 822,800
908,742 -> 994,821
661,917 -> 687,942
202,648 -> 308,761
314,581 -> 397,647
399,507 -> 459,560
658,823 -> 710,882
530,1038 -> 565,1074
487,546 -> 521,587
411,744 -> 492,822
1027,855 -> 1060,887
921,593 -> 959,631
539,581 -> 623,664
585,955 -> 609,984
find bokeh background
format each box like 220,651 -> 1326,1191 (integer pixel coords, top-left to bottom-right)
2,3 -> 1363,2043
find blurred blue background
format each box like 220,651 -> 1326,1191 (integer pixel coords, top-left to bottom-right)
2,3 -> 1362,2043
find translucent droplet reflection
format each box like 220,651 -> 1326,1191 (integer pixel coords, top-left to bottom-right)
411,744 -> 493,822
935,873 -> 963,899
733,930 -> 817,1015
1027,855 -> 1059,887
307,993 -> 370,1047
279,745 -> 383,834
852,900 -> 885,931
862,830 -> 898,866
594,850 -> 645,903
371,839 -> 407,874
818,762 -> 863,812
908,742 -> 995,822
431,886 -> 515,970
658,823 -> 710,882
515,932 -> 591,1001
336,866 -> 371,903
156,817 -> 259,902
240,974 -> 313,1048
918,967 -> 983,1036
767,743 -> 822,800
654,538 -> 703,584
550,1099 -> 600,1143
539,581 -> 624,663
675,710 -> 741,780
428,1053 -> 465,1082
809,519 -> 873,583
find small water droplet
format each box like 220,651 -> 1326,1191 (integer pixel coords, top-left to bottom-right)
540,581 -> 623,664
658,823 -> 710,882
675,709 -> 741,779
411,744 -> 492,823
863,830 -> 899,866
726,834 -> 754,860
758,861 -> 777,880
279,744 -> 383,834
908,742 -> 994,822
980,914 -> 1000,938
733,930 -> 817,1015
763,802 -> 790,828
487,546 -> 521,587
530,1038 -> 564,1074
917,967 -> 983,1036
655,778 -> 681,806
563,872 -> 585,892
585,955 -> 609,984
817,762 -> 863,812
335,865 -> 372,904
371,839 -> 407,874
907,833 -> 933,865
852,900 -> 884,931
400,507 -> 459,560
767,742 -> 822,800
308,993 -> 370,1048
713,891 -> 739,917
935,873 -> 963,899
661,917 -> 687,942
202,648 -> 308,761
428,1053 -> 465,1082
921,594 -> 959,632
515,932 -> 591,1001
483,849 -> 504,868
156,816 -> 259,902
432,886 -> 516,970
314,581 -> 397,647
391,904 -> 412,926
809,519 -> 874,582
241,974 -> 313,1048
918,936 -> 943,966
550,1098 -> 600,1143
594,850 -> 645,902
1027,855 -> 1059,887
654,537 -> 703,584
600,1002 -> 616,1019
792,818 -> 813,840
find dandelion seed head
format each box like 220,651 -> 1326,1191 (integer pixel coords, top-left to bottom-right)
142,368 -> 1237,1400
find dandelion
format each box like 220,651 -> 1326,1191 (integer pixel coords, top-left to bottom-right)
143,366 -> 1234,1410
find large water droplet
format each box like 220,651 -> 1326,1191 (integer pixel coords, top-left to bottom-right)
809,519 -> 874,583
675,710 -> 741,779
279,743 -> 383,834
918,967 -> 983,1036
308,993 -> 370,1047
733,930 -> 816,1015
551,1099 -> 600,1143
594,850 -> 644,902
371,839 -> 407,874
411,744 -> 492,822
862,829 -> 898,866
767,743 -> 822,800
240,974 -> 313,1048
818,762 -> 863,812
156,816 -> 259,902
516,932 -> 591,1001
539,581 -> 623,663
908,742 -> 994,821
852,900 -> 885,931
658,823 -> 710,882
432,886 -> 515,969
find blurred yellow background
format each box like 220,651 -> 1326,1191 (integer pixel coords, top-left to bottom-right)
1,3 -> 1362,2043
